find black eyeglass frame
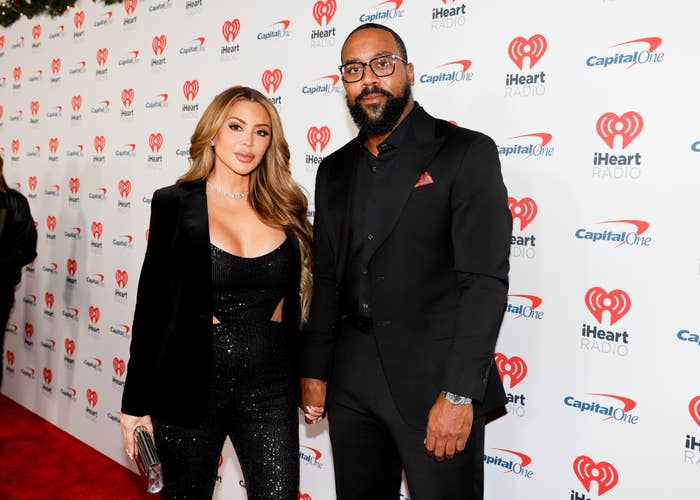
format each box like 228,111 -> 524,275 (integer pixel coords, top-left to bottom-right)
338,54 -> 408,83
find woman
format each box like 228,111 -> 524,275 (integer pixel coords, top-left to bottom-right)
120,86 -> 312,499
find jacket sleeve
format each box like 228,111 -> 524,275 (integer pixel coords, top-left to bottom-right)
441,134 -> 511,402
301,164 -> 340,381
121,188 -> 178,416
0,191 -> 37,283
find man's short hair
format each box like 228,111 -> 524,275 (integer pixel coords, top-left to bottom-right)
342,23 -> 408,61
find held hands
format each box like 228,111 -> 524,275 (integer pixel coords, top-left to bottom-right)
120,413 -> 153,460
424,395 -> 473,461
301,377 -> 327,424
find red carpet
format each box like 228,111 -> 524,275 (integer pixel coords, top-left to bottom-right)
0,394 -> 155,499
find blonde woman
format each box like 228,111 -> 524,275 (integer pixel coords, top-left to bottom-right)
120,86 -> 311,499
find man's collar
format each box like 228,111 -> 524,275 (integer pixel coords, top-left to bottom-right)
355,102 -> 420,152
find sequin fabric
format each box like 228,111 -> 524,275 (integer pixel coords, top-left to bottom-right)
153,238 -> 299,499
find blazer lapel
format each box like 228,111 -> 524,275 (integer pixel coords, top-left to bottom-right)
366,107 -> 445,259
325,144 -> 356,282
178,182 -> 212,309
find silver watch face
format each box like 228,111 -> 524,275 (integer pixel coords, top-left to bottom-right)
444,392 -> 471,405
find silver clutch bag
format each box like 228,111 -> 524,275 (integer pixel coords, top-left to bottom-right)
134,425 -> 164,494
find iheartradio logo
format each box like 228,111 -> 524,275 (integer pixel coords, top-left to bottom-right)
6,351 -> 15,367
148,133 -> 163,153
183,80 -> 199,101
494,353 -> 527,388
32,24 -> 41,41
65,338 -> 76,356
46,215 -> 57,232
72,95 -> 82,112
11,139 -> 20,154
66,258 -> 78,276
124,0 -> 137,15
91,221 -> 103,239
74,11 -> 85,29
13,66 -> 21,82
261,69 -> 283,94
312,0 -> 337,26
28,176 -> 38,191
508,197 -> 537,230
25,323 -> 34,339
69,178 -> 80,195
222,19 -> 241,43
508,34 -> 547,70
152,35 -> 167,56
30,101 -> 39,116
45,292 -> 55,308
585,287 -> 631,326
115,269 -> 129,289
96,48 -> 109,67
307,126 -> 331,153
690,396 -> 700,428
113,357 -> 126,377
42,367 -> 52,385
0,35 -> 4,49
49,137 -> 59,153
86,388 -> 98,407
118,179 -> 131,199
94,136 -> 106,153
121,88 -> 134,107
573,456 -> 619,496
88,305 -> 101,324
596,111 -> 643,150
51,58 -> 61,75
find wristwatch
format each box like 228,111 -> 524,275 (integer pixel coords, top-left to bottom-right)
441,391 -> 472,405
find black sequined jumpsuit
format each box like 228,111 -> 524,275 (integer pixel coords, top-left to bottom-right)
153,238 -> 299,499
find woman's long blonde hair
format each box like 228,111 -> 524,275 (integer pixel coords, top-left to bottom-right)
178,86 -> 312,322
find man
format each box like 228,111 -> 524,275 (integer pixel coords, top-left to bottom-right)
0,155 -> 38,385
301,24 -> 511,499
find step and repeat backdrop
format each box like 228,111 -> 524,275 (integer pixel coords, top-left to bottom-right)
1,0 -> 698,498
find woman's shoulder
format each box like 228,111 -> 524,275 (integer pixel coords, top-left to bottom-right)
153,180 -> 204,201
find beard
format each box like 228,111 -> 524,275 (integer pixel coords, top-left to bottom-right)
346,83 -> 411,136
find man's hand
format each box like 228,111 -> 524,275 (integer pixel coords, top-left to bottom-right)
301,377 -> 327,424
424,395 -> 473,461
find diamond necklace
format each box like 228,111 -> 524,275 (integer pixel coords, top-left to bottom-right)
206,181 -> 249,200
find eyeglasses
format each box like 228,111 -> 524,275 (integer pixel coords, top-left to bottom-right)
338,54 -> 407,83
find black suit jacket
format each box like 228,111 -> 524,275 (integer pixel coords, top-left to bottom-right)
301,105 -> 511,429
121,181 -> 302,426
0,189 -> 37,287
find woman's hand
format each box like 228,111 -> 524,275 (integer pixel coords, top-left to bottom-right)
120,413 -> 153,460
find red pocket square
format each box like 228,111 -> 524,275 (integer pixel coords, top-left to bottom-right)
414,171 -> 434,188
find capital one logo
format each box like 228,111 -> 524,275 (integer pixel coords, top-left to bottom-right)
124,0 -> 137,15
298,493 -> 312,500
113,357 -> 126,377
508,197 -> 537,230
28,176 -> 37,191
74,11 -> 85,29
45,292 -> 55,309
51,58 -> 61,75
585,287 -> 630,326
307,126 -> 331,153
86,388 -> 98,407
12,139 -> 20,154
596,111 -> 643,149
46,215 -> 57,232
508,35 -> 547,70
65,338 -> 76,356
42,367 -> 52,385
222,19 -> 241,43
121,88 -> 134,107
116,269 -> 129,289
149,133 -> 163,153
96,48 -> 109,67
13,66 -> 21,82
32,24 -> 41,40
313,0 -> 336,26
69,178 -> 80,194
183,80 -> 199,101
118,179 -> 131,199
494,353 -> 527,388
72,95 -> 82,112
689,395 -> 700,428
573,456 -> 619,496
91,221 -> 103,239
94,136 -> 106,153
152,35 -> 167,56
66,258 -> 78,276
262,69 -> 283,94
49,137 -> 59,153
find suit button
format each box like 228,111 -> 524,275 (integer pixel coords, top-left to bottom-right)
361,268 -> 368,275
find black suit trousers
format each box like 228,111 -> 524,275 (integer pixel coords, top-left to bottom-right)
328,320 -> 485,500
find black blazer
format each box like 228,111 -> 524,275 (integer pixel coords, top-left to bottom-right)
121,181 -> 302,426
0,189 -> 37,287
301,105 -> 512,429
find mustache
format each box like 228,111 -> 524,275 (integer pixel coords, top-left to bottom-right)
355,86 -> 393,102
